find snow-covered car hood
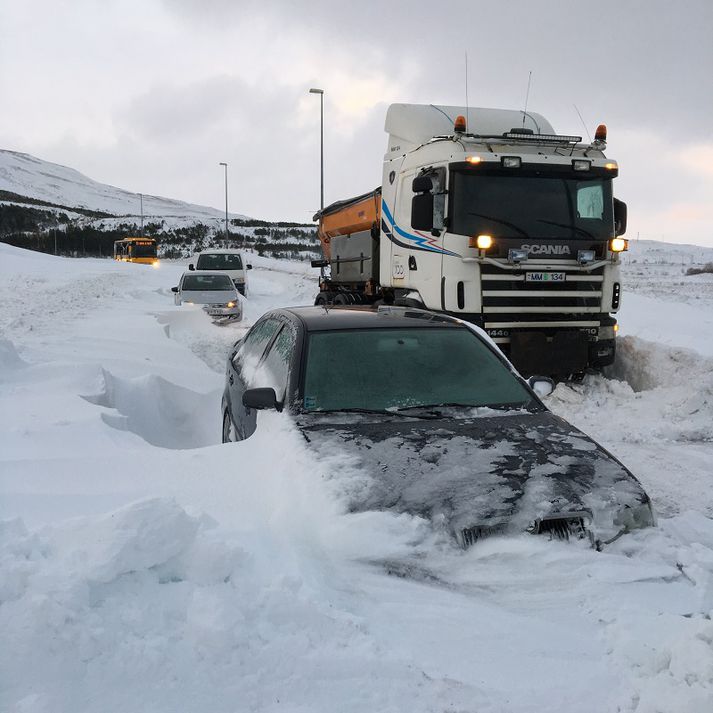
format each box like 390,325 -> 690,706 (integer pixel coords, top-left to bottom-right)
179,289 -> 237,305
299,410 -> 654,546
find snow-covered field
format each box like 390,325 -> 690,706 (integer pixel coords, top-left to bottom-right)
2,243 -> 713,712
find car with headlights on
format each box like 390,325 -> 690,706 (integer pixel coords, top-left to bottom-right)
221,305 -> 654,548
172,271 -> 242,322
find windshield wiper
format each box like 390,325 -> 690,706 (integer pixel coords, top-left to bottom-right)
536,219 -> 596,240
306,407 -> 440,420
465,212 -> 529,238
396,402 -> 535,413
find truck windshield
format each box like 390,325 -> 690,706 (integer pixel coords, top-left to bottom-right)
197,253 -> 243,270
302,327 -> 533,412
449,172 -> 614,240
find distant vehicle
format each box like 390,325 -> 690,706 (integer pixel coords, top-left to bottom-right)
221,305 -> 654,548
172,271 -> 242,322
114,237 -> 159,266
189,250 -> 252,296
312,103 -> 629,378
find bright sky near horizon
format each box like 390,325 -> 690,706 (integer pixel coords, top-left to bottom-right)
0,0 -> 711,245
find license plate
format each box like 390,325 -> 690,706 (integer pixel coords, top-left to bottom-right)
526,272 -> 566,283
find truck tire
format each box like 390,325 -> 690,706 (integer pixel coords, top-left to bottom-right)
333,293 -> 352,305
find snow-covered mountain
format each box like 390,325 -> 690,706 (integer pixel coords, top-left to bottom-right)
0,149 -> 319,259
0,149 -> 247,221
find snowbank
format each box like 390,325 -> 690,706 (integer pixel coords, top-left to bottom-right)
2,243 -> 713,711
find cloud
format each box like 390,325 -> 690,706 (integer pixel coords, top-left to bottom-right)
1,0 -> 712,243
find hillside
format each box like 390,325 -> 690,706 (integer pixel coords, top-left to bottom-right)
0,149 -> 320,259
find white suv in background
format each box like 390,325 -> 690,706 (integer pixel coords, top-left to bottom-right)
189,249 -> 252,296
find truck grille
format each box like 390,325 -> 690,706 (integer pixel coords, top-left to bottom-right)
481,264 -> 606,343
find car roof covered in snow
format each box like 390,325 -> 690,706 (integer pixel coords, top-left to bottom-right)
272,305 -> 465,332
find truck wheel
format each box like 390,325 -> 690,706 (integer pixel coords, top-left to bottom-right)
315,293 -> 328,306
333,293 -> 351,305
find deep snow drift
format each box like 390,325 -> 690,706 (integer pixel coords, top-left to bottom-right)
1,243 -> 713,712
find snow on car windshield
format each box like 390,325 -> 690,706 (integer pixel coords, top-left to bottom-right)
181,274 -> 233,291
302,327 -> 532,411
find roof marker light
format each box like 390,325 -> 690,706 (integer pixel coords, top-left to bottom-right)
572,159 -> 591,171
604,162 -> 618,170
595,124 -> 607,142
454,115 -> 467,132
466,156 -> 483,165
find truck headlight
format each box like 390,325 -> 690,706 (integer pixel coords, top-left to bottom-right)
469,234 -> 493,250
609,238 -> 628,252
226,301 -> 236,308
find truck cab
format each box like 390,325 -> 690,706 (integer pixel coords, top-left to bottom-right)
313,104 -> 628,378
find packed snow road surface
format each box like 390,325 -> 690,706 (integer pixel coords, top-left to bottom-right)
1,243 -> 713,712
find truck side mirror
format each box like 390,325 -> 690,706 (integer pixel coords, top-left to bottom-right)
247,264 -> 253,270
614,199 -> 627,236
412,175 -> 433,193
171,286 -> 178,293
411,193 -> 434,231
411,175 -> 435,231
188,263 -> 195,271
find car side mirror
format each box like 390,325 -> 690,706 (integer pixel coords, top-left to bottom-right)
171,286 -> 178,293
243,387 -> 281,412
614,199 -> 627,236
247,264 -> 253,270
188,263 -> 195,271
527,376 -> 555,398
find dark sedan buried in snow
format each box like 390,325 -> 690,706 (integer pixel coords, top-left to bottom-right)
222,306 -> 654,548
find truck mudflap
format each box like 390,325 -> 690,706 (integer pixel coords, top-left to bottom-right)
509,331 -> 589,377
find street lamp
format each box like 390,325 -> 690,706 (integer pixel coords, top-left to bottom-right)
309,87 -> 324,211
219,162 -> 229,240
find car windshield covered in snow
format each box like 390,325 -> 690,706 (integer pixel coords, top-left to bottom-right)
181,274 -> 234,291
196,253 -> 243,270
302,327 -> 533,412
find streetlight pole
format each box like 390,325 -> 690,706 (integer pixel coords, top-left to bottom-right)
219,162 -> 229,240
309,88 -> 324,211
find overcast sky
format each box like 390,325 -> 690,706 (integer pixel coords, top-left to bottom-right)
1,0 -> 711,245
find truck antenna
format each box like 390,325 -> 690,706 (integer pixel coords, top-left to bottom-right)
464,51 -> 469,132
522,71 -> 532,127
573,104 -> 593,142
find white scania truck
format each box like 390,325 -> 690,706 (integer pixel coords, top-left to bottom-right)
312,104 -> 629,377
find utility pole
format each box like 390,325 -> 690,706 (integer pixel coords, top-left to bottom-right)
139,193 -> 144,234
219,162 -> 229,240
309,88 -> 325,211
